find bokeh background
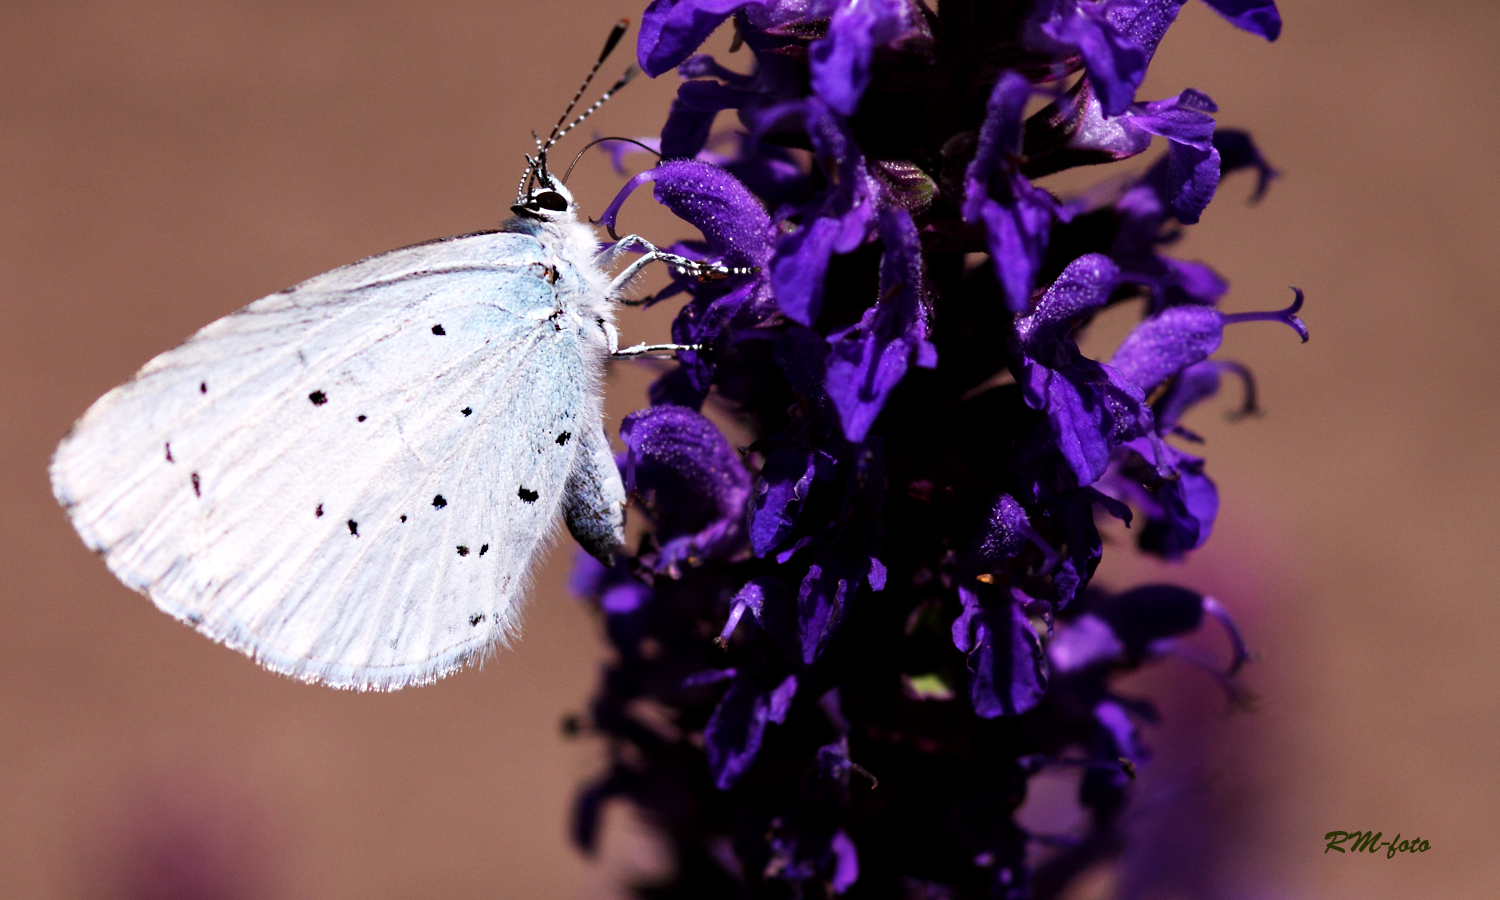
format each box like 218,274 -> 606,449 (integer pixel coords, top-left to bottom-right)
2,1 -> 1496,897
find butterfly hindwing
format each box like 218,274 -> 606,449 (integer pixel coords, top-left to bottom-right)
52,231 -> 612,690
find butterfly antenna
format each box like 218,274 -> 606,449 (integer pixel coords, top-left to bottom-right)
549,66 -> 639,151
518,19 -> 631,196
541,19 -> 630,154
561,136 -> 661,184
519,153 -> 544,200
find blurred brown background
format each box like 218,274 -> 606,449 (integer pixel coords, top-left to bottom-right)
1,1 -> 1495,898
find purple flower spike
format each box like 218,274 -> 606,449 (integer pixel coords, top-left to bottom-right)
620,405 -> 751,573
574,5 -> 1292,892
1221,287 -> 1309,342
809,0 -> 914,115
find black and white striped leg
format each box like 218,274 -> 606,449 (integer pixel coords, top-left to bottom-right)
601,234 -> 759,297
612,341 -> 704,359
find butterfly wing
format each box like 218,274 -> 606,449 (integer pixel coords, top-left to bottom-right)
52,230 -> 612,690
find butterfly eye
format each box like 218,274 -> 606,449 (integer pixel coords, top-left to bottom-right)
533,191 -> 568,212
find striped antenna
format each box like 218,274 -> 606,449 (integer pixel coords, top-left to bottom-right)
547,66 -> 639,151
541,18 -> 631,154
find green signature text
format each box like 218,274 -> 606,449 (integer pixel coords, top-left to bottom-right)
1324,831 -> 1430,858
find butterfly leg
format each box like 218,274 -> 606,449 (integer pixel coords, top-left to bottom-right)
600,234 -> 756,297
612,342 -> 703,359
596,320 -> 699,358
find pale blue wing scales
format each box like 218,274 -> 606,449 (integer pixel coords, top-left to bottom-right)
52,231 -> 603,689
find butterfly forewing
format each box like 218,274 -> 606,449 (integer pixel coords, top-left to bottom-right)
52,231 -> 606,690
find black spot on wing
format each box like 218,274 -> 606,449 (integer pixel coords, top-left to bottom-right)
164,442 -> 174,463
199,382 -> 207,394
190,472 -> 201,496
309,390 -> 328,406
461,407 -> 472,417
479,544 -> 489,556
348,519 -> 359,536
432,324 -> 446,335
457,545 -> 469,557
517,486 -> 538,503
432,494 -> 447,509
399,514 -> 407,523
556,431 -> 571,445
315,503 -> 323,518
357,414 -> 366,422
469,614 -> 486,626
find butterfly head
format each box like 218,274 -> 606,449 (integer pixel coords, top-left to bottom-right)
511,156 -> 576,222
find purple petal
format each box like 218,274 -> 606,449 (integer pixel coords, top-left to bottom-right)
978,181 -> 1062,313
661,80 -> 761,158
1129,90 -> 1218,150
1094,699 -> 1146,762
620,405 -> 751,570
1104,0 -> 1187,61
1109,439 -> 1219,558
1108,304 -> 1224,394
798,553 -> 877,664
1214,128 -> 1278,201
771,214 -> 844,325
967,598 -> 1048,717
809,0 -> 911,115
1016,253 -> 1120,348
1139,451 -> 1218,557
639,0 -> 758,77
1015,259 -> 1155,487
1092,583 -> 1208,655
1048,613 -> 1127,673
768,674 -> 798,724
829,831 -> 859,893
1164,143 -> 1220,224
1021,360 -> 1116,485
750,443 -> 828,557
962,72 -> 1031,222
603,159 -> 772,268
963,72 -> 1060,311
704,676 -> 772,789
1049,489 -> 1119,608
1041,2 -> 1148,116
952,584 -> 983,654
1199,0 -> 1282,41
766,100 -> 881,324
823,209 -> 934,442
969,493 -> 1048,571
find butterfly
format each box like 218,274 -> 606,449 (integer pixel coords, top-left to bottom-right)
49,20 -> 738,691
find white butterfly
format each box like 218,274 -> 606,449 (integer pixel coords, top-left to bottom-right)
49,27 -> 732,691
